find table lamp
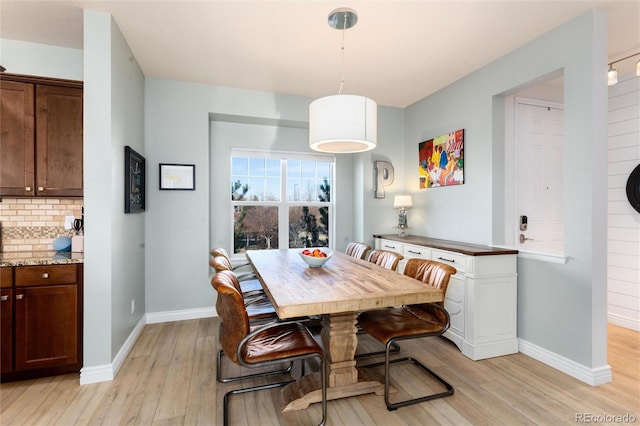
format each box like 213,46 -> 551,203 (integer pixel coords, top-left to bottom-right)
393,195 -> 413,237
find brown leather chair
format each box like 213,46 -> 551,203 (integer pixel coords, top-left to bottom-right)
345,242 -> 371,260
209,247 -> 255,275
357,258 -> 456,411
210,248 -> 258,282
367,249 -> 404,271
210,258 -> 276,323
354,249 -> 405,354
210,258 -> 282,383
210,255 -> 263,295
213,271 -> 327,426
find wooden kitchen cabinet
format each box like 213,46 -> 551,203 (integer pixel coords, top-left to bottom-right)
1,268 -> 13,374
0,73 -> 83,197
1,263 -> 83,381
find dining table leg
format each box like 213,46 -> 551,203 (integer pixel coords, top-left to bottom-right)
280,311 -> 387,412
321,312 -> 359,386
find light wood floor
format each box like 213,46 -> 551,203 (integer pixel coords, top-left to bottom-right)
1,320 -> 638,425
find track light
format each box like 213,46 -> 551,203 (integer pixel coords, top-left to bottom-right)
607,52 -> 640,86
607,64 -> 618,86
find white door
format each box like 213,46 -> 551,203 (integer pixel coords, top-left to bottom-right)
516,100 -> 564,253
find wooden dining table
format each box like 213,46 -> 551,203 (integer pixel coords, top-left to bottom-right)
245,248 -> 444,411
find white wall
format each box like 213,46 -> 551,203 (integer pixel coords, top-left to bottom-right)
607,73 -> 640,331
403,10 -> 609,382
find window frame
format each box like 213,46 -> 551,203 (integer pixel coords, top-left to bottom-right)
230,148 -> 335,255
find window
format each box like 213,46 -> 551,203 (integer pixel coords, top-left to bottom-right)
231,150 -> 334,254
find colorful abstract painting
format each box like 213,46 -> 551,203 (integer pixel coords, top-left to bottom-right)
418,129 -> 464,188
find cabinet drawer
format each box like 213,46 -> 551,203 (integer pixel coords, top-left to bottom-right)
402,244 -> 430,259
15,264 -> 78,287
378,239 -> 403,253
432,249 -> 466,273
1,268 -> 13,288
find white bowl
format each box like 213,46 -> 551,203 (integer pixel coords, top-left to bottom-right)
299,248 -> 334,267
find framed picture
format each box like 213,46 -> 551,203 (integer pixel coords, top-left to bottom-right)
159,163 -> 196,190
418,128 -> 464,188
124,146 -> 145,213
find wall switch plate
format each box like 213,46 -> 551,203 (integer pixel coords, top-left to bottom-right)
131,299 -> 135,314
64,216 -> 75,230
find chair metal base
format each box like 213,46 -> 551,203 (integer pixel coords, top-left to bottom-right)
223,355 -> 327,426
359,341 -> 453,411
355,328 -> 400,359
216,349 -> 293,383
224,380 -> 294,425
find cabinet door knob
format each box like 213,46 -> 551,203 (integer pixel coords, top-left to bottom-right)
25,186 -> 32,191
42,273 -> 49,279
16,294 -> 24,300
38,186 -> 45,192
0,295 -> 8,301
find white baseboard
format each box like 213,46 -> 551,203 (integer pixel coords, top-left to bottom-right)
79,316 -> 145,385
79,364 -> 113,385
145,306 -> 216,324
112,316 -> 146,376
608,313 -> 640,331
80,307 -> 216,385
518,338 -> 612,386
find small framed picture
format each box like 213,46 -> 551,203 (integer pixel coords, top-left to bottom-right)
125,146 -> 145,213
159,163 -> 196,190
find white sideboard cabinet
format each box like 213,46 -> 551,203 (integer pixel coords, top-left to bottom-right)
374,234 -> 518,360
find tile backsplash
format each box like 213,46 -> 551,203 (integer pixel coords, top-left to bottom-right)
0,198 -> 84,252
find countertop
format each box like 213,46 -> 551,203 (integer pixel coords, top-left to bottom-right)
0,251 -> 84,267
373,234 -> 519,256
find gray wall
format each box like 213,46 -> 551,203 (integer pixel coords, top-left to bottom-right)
83,10 -> 146,366
0,39 -> 83,80
144,79 -> 406,313
1,8 -> 610,376
403,10 -> 608,369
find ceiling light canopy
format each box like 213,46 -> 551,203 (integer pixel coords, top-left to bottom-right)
309,8 -> 377,154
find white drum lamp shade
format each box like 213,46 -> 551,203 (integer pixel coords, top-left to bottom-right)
393,195 -> 413,209
309,94 -> 377,153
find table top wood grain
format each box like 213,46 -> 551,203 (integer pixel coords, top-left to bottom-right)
246,249 -> 444,319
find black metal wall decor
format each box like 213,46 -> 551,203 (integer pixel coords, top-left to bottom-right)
125,146 -> 145,213
626,163 -> 640,214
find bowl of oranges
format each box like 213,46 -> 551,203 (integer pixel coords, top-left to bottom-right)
299,248 -> 333,267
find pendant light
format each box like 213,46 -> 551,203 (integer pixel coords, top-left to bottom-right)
309,8 -> 377,153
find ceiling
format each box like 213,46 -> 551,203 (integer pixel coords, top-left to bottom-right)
1,0 -> 638,108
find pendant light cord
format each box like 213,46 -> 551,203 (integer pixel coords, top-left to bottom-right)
338,12 -> 347,95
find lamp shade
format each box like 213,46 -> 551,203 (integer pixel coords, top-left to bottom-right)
309,94 -> 377,153
393,195 -> 413,209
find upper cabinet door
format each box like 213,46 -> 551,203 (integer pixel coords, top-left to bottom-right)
35,84 -> 83,197
0,80 -> 35,196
